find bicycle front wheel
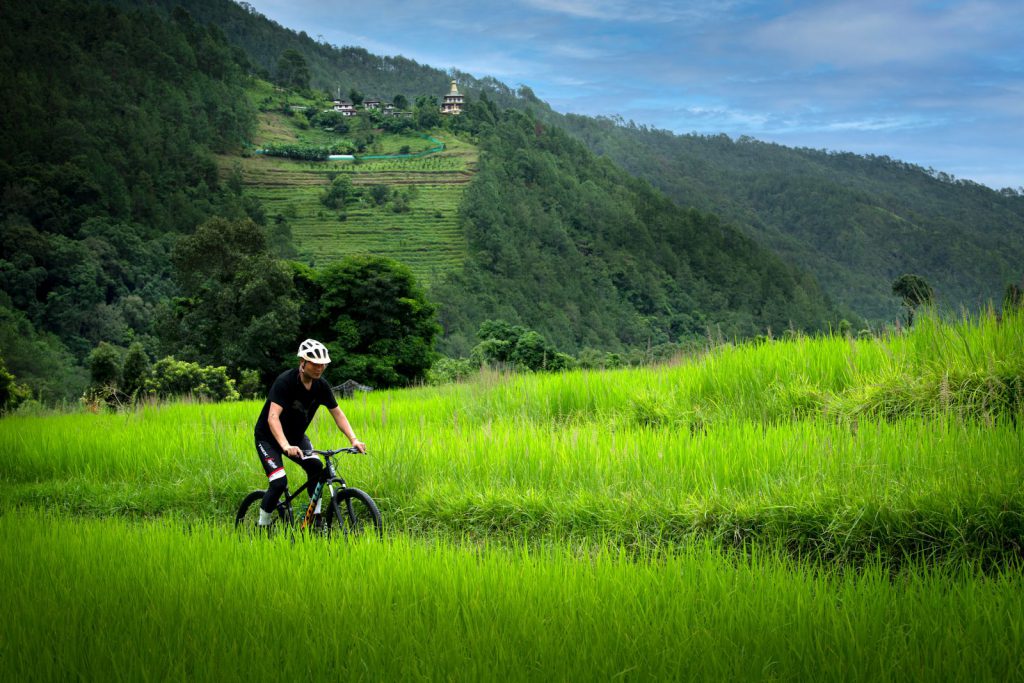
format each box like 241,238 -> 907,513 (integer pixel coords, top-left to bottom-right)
235,490 -> 292,535
326,488 -> 382,538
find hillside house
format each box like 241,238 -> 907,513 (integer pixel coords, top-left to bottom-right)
441,80 -> 463,115
331,100 -> 357,116
364,97 -> 382,110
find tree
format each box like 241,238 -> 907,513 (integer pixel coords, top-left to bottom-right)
892,274 -> 934,327
321,175 -> 355,209
88,342 -> 122,389
309,256 -> 440,387
0,356 -> 31,412
392,94 -> 409,111
348,88 -> 364,106
276,49 -> 310,90
122,342 -> 151,396
166,217 -> 299,382
369,184 -> 390,206
414,95 -> 441,129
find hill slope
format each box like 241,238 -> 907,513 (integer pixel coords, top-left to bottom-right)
555,117 -> 1024,321
224,97 -> 479,284
432,108 -> 840,355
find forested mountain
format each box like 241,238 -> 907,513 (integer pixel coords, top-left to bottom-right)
7,0 -> 1016,405
0,0 -> 257,400
0,0 -> 841,404
106,0 -> 549,113
114,0 -> 1023,323
436,105 -> 838,355
555,117 -> 1024,321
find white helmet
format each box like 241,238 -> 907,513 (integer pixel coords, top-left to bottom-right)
297,339 -> 331,364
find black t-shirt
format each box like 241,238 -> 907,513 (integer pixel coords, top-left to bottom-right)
254,368 -> 338,445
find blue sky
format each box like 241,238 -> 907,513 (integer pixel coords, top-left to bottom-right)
250,0 -> 1023,189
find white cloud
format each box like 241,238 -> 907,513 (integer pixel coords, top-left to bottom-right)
520,0 -> 744,23
750,0 -> 1013,68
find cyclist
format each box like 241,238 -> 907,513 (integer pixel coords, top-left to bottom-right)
253,338 -> 366,527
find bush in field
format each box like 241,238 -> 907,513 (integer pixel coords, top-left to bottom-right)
0,356 -> 31,412
144,357 -> 239,401
321,175 -> 356,209
426,356 -> 476,385
369,184 -> 390,206
471,319 -> 575,372
892,274 -> 934,327
88,342 -> 123,389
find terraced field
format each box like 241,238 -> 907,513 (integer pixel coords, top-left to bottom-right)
223,115 -> 477,284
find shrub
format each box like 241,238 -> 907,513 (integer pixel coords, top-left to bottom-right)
144,357 -> 239,402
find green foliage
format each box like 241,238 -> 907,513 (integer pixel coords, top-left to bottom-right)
302,255 -> 440,387
236,368 -> 262,399
144,356 -> 239,401
0,0 -> 256,371
368,184 -> 390,206
309,110 -> 350,133
433,110 -> 840,356
425,356 -> 476,385
414,95 -> 442,129
469,319 -> 574,372
121,342 -> 151,396
88,343 -> 123,389
320,175 -> 356,209
892,274 -> 935,326
555,115 -> 1024,322
275,49 -> 310,90
164,217 -> 298,382
0,305 -> 88,402
0,356 -> 32,412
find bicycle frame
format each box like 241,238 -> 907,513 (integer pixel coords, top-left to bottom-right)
276,449 -> 352,531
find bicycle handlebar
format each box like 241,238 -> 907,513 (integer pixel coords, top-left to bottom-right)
304,447 -> 363,457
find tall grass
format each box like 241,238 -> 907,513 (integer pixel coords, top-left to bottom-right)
2,310 -> 1020,560
2,513 -> 1021,682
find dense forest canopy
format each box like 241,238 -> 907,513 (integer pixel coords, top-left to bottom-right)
0,0 -> 257,400
554,116 -> 1024,321
435,105 -> 840,355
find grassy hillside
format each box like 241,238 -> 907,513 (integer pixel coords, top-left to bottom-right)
5,309 -> 1021,557
221,91 -> 478,284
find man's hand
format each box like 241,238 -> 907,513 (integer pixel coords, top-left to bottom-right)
284,444 -> 301,457
351,439 -> 366,454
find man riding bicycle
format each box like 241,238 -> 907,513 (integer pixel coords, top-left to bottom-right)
253,339 -> 366,528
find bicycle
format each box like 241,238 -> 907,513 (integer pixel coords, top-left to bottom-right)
235,446 -> 382,538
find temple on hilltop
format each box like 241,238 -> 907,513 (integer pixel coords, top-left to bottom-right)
441,80 -> 463,115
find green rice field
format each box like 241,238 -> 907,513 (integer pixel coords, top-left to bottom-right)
2,310 -> 1022,680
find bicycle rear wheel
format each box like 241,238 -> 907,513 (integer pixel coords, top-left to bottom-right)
326,488 -> 382,538
235,490 -> 292,536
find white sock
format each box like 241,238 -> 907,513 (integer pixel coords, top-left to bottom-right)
258,508 -> 274,526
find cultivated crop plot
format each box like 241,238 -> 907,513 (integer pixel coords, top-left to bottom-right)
223,114 -> 478,285
3,312 -> 1023,680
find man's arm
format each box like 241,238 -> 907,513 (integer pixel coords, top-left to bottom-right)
329,405 -> 366,453
268,402 -> 301,457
